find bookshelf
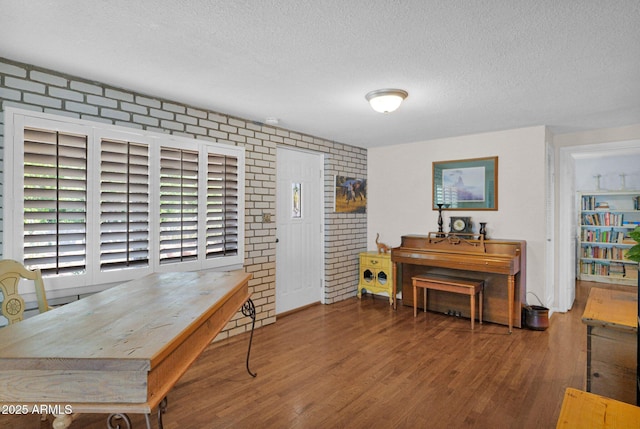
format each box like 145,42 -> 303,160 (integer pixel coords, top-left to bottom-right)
577,191 -> 640,286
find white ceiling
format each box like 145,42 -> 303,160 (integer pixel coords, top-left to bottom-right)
1,1 -> 639,149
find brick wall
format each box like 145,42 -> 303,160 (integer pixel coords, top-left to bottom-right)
0,57 -> 367,339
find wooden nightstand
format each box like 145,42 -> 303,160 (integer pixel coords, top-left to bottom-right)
357,251 -> 394,306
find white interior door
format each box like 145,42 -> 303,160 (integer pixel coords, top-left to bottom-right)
276,147 -> 323,314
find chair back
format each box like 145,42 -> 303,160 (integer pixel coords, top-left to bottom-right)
0,259 -> 49,325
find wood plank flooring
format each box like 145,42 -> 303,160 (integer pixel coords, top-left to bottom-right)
0,281 -> 610,428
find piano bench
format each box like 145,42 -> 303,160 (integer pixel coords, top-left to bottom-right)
411,275 -> 484,330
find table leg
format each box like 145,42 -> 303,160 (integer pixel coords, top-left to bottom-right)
479,286 -> 483,325
470,294 -> 475,330
424,288 -> 427,313
152,397 -> 168,429
392,261 -> 397,310
413,282 -> 417,317
107,413 -> 132,429
508,275 -> 514,334
241,298 -> 258,377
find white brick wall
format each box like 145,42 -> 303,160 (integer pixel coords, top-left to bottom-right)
0,57 -> 368,339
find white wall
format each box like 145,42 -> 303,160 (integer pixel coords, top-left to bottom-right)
368,126 -> 547,305
575,153 -> 640,192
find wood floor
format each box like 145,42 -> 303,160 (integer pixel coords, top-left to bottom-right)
1,281 -> 607,428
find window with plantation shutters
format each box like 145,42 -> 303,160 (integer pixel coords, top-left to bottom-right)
23,128 -> 88,276
207,153 -> 239,258
100,139 -> 150,271
5,109 -> 245,293
159,147 -> 199,265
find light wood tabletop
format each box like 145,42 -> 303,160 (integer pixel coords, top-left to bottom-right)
582,287 -> 637,332
556,388 -> 640,428
0,269 -> 252,428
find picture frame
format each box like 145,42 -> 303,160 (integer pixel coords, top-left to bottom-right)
334,176 -> 367,213
433,156 -> 498,211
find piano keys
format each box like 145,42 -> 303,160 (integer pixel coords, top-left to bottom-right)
391,233 -> 526,332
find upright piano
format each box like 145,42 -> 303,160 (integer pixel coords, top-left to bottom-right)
391,233 -> 526,332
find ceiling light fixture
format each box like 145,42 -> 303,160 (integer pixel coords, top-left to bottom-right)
365,89 -> 408,113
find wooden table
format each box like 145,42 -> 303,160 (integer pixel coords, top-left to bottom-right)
582,287 -> 637,404
0,269 -> 253,429
556,387 -> 640,428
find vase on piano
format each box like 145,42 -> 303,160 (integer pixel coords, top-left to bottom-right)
436,203 -> 448,237
479,222 -> 487,240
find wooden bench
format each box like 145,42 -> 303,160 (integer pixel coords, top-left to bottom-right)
411,274 -> 484,330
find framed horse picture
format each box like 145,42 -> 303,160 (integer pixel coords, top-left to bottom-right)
334,176 -> 366,213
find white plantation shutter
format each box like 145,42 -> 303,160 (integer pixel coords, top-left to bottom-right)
159,147 -> 199,264
100,139 -> 150,271
207,153 -> 239,258
23,127 -> 88,276
6,109 -> 244,291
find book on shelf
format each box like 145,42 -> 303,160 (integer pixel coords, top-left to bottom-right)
582,229 -> 629,244
580,260 -> 638,279
581,194 -> 640,212
609,262 -> 626,278
582,245 -> 629,259
582,196 -> 596,211
581,212 -> 624,227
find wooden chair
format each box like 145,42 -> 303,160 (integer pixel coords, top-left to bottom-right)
0,260 -> 52,421
0,259 -> 50,325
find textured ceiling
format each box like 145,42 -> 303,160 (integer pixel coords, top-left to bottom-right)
1,1 -> 639,148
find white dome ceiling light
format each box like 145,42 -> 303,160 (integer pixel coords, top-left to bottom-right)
365,89 -> 408,113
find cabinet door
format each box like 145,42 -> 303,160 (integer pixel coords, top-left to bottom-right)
376,269 -> 388,287
362,268 -> 375,285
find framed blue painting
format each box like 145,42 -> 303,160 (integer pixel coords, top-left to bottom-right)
432,156 -> 498,210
